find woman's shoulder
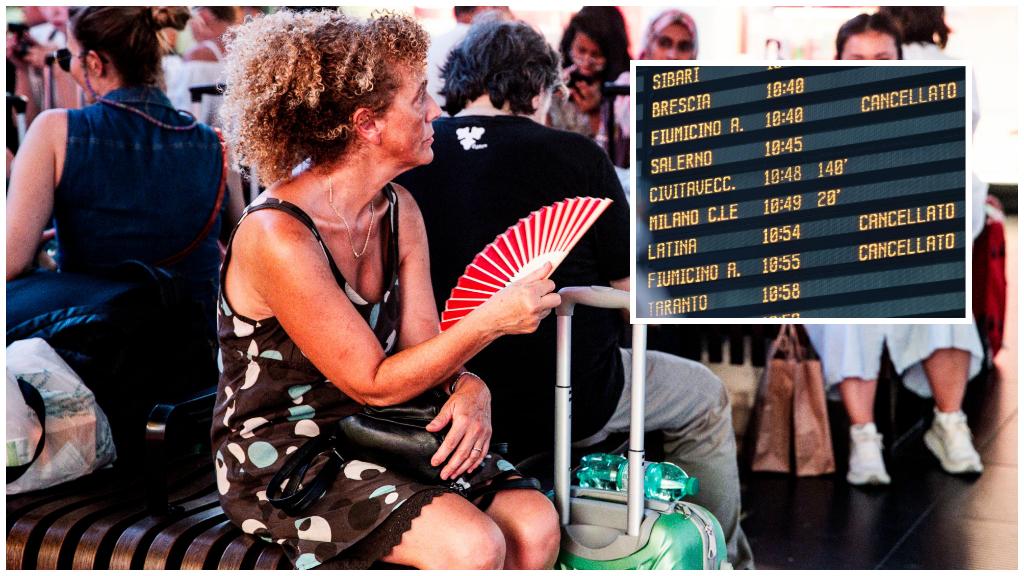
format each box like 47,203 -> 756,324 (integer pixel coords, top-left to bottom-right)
26,108 -> 68,146
32,107 -> 69,129
231,198 -> 325,272
389,182 -> 424,226
388,181 -> 429,251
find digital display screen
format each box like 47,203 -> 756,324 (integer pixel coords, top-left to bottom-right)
632,64 -> 968,320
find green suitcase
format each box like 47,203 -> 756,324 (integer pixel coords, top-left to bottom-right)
552,287 -> 730,570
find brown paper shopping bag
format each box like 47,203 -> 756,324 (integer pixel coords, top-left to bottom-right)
751,325 -> 835,476
790,326 -> 835,476
750,326 -> 796,473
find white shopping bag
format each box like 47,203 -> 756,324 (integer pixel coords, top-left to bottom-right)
6,338 -> 116,494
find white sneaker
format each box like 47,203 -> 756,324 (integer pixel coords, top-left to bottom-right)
847,422 -> 891,486
925,409 -> 984,475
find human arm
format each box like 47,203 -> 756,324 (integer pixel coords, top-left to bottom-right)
6,109 -> 65,280
231,193 -> 558,408
232,196 -> 557,478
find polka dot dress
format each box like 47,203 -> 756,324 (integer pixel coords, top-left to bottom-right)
211,188 -> 516,569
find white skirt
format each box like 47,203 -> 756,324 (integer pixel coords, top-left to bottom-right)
804,324 -> 983,399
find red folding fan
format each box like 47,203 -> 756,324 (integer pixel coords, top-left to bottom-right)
439,196 -> 613,331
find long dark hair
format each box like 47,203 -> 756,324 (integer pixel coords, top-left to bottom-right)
835,12 -> 904,59
559,6 -> 631,82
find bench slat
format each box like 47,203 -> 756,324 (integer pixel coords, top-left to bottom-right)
143,505 -> 230,569
71,458 -> 214,569
180,519 -> 238,570
109,491 -> 221,569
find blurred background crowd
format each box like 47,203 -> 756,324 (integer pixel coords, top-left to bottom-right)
7,5 -> 1018,195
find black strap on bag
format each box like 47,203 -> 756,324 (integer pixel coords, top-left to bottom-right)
7,377 -> 47,483
266,433 -> 345,516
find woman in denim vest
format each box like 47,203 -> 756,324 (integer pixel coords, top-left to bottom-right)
6,6 -> 226,335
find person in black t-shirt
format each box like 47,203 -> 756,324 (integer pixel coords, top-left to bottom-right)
395,19 -> 754,569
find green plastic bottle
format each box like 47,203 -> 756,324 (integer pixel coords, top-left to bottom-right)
577,454 -> 700,502
576,453 -> 627,491
636,461 -> 700,502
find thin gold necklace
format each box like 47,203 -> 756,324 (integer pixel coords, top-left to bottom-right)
327,177 -> 375,259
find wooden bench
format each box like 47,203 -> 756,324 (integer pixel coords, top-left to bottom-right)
6,388 -> 293,570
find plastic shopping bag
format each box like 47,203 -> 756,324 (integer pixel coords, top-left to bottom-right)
6,338 -> 116,494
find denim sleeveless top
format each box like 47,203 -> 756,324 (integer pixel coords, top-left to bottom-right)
54,86 -> 224,333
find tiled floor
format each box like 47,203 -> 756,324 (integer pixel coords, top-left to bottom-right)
741,218 -> 1018,570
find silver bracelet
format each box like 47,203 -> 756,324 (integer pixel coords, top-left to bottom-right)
448,371 -> 478,395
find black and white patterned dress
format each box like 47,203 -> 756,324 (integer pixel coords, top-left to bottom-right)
211,186 -> 516,569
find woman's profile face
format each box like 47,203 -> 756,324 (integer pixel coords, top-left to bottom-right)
839,30 -> 899,60
569,32 -> 605,78
380,67 -> 442,170
649,23 -> 695,60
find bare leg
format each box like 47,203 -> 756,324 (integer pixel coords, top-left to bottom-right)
839,377 -> 877,425
381,493 -> 505,569
923,348 -> 970,412
484,489 -> 561,569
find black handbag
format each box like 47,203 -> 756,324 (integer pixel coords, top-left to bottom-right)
267,389 -> 453,515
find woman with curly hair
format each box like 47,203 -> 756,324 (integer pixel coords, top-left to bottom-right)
6,6 -> 225,334
213,9 -> 561,570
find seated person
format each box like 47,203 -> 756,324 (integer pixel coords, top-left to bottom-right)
6,6 -> 226,335
213,10 -> 560,570
395,19 -> 754,569
812,12 -> 985,488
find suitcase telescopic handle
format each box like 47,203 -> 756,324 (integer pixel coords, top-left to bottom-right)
554,286 -> 647,537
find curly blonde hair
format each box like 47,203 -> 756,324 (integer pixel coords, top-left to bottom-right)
219,9 -> 429,184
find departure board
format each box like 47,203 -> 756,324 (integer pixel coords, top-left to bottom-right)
632,64 -> 968,320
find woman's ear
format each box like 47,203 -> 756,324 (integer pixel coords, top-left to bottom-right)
352,107 -> 384,146
85,50 -> 105,78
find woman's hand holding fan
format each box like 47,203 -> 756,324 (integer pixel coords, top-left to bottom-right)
461,262 -> 561,336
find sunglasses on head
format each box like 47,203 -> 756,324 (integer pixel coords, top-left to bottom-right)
656,36 -> 695,54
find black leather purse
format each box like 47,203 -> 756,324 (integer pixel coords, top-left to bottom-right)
267,389 -> 453,515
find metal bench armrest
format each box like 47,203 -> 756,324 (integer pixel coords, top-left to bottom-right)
145,386 -> 217,515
